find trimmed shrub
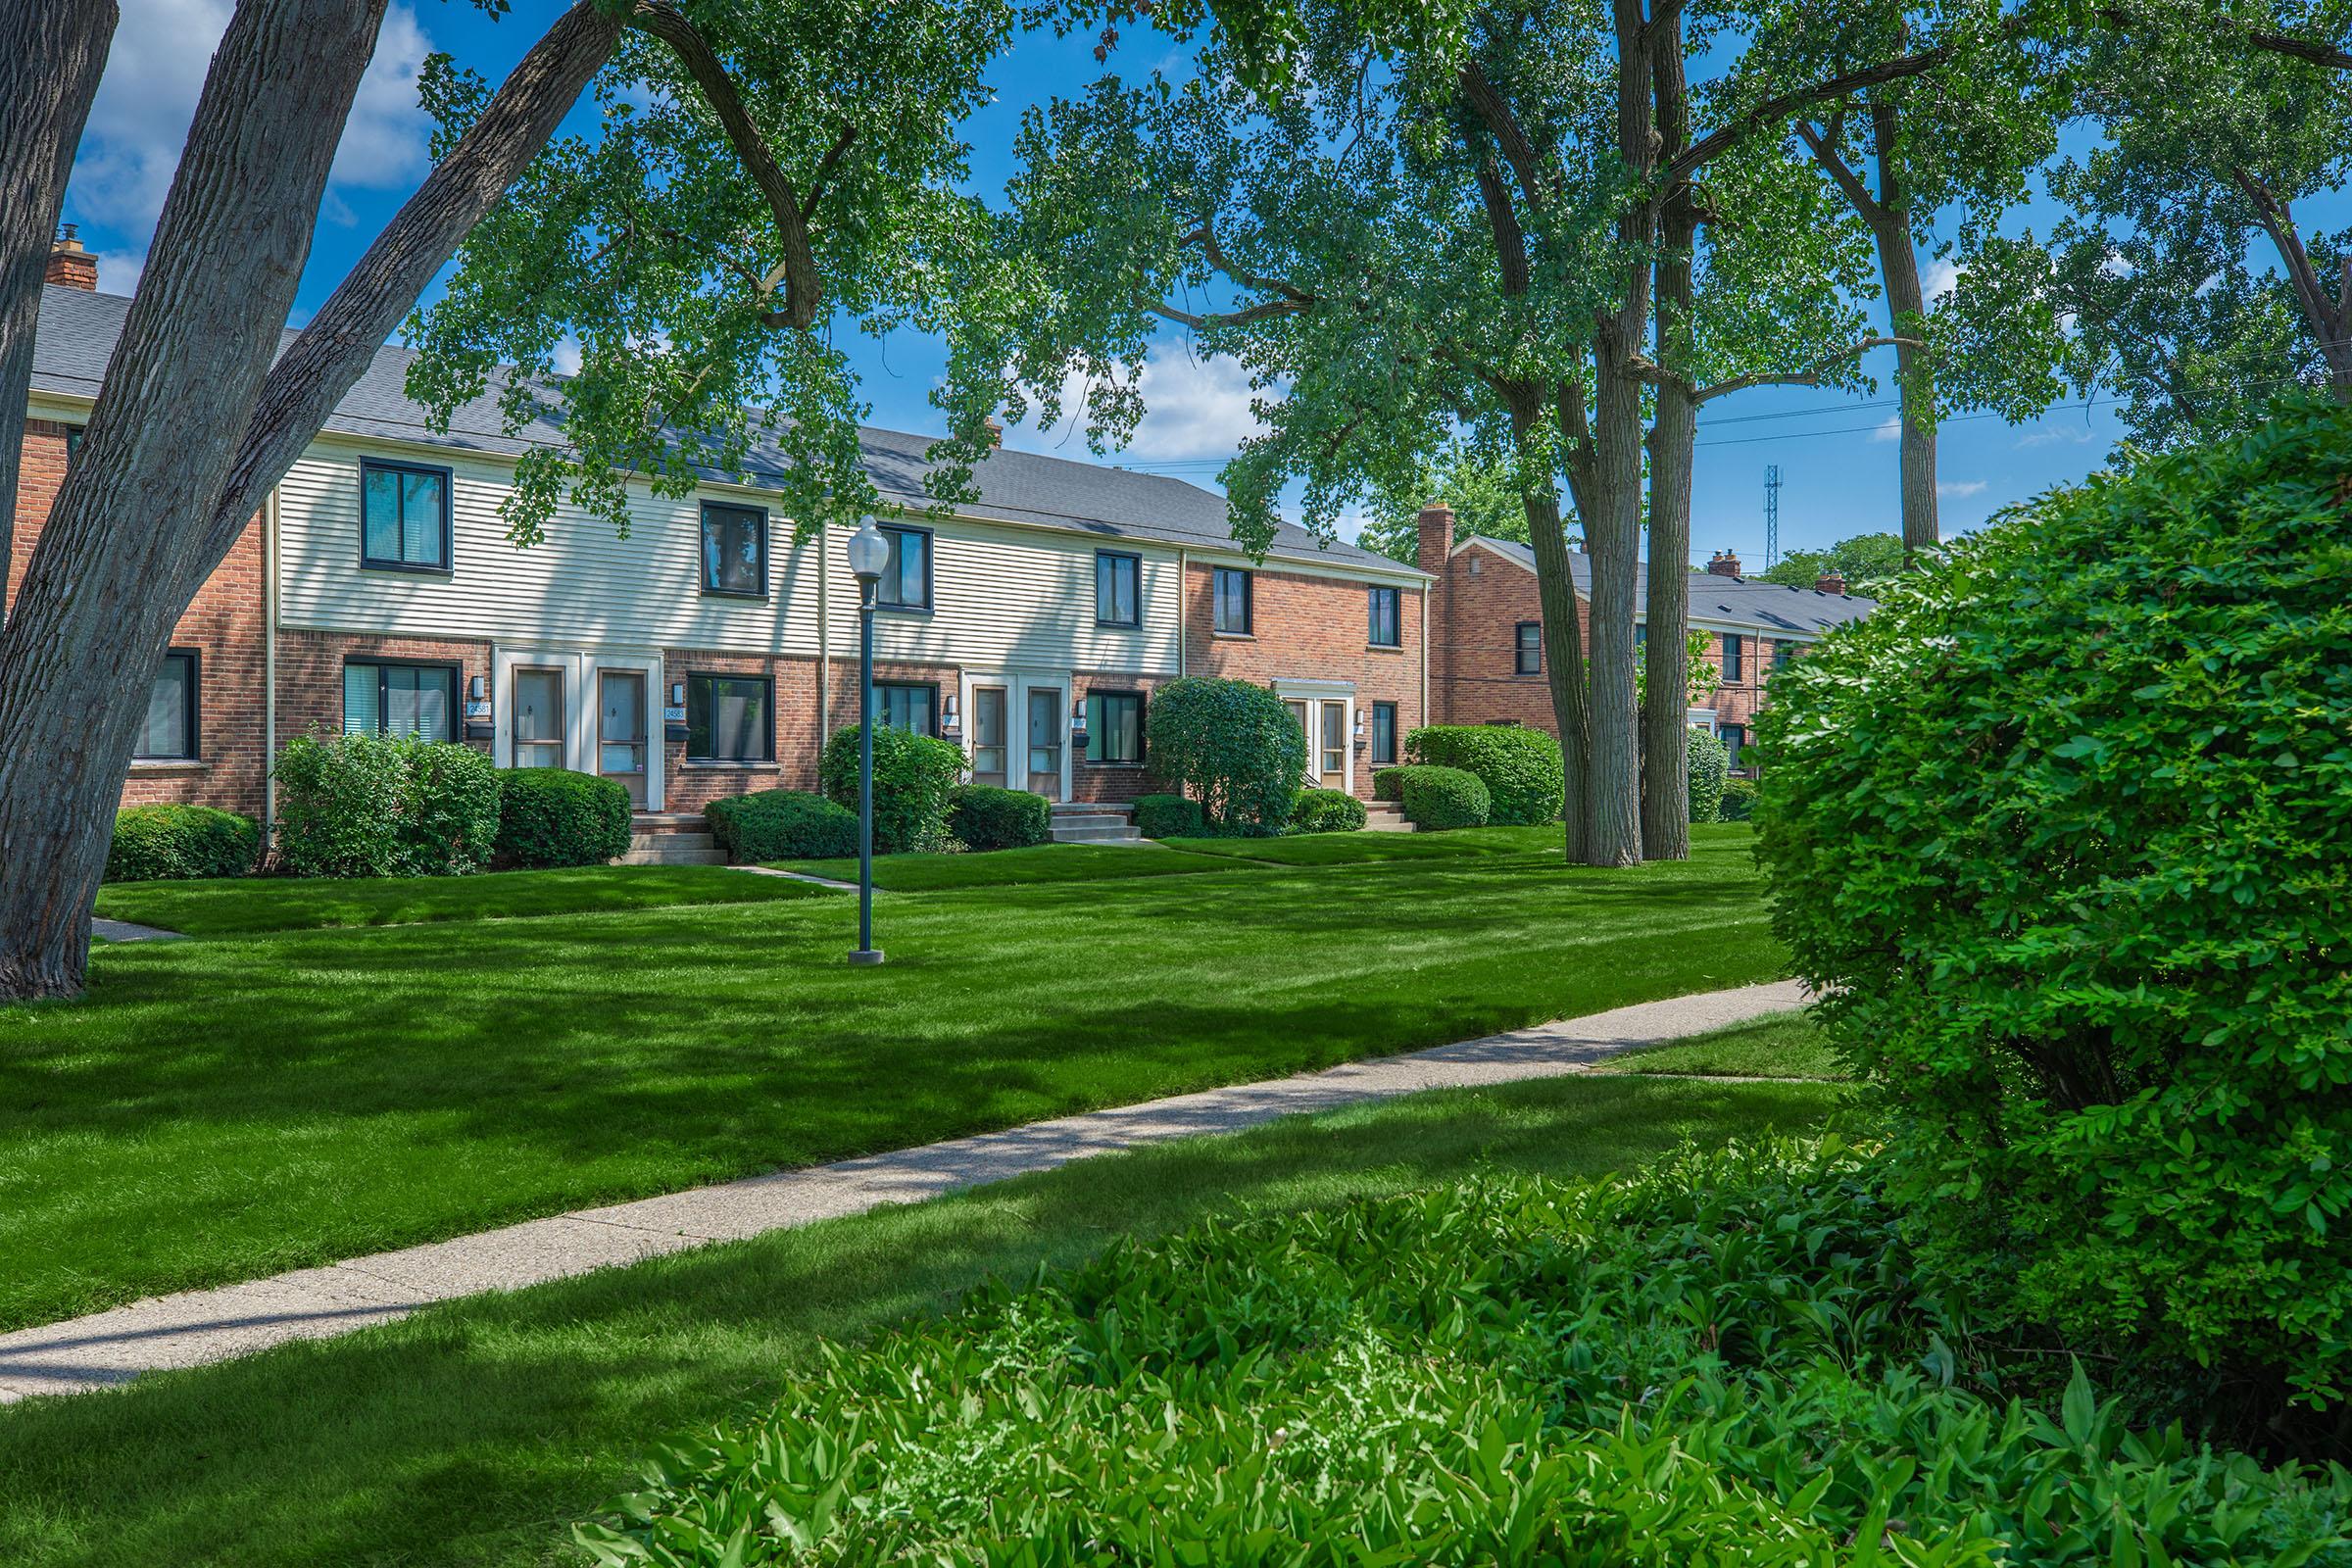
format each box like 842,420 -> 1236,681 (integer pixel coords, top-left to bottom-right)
950,785 -> 1052,852
706,789 -> 858,862
1286,787 -> 1366,835
104,804 -> 260,883
273,731 -> 500,877
1403,724 -> 1562,825
1133,793 -> 1204,839
494,768 -> 631,868
1143,676 -> 1303,835
1716,777 -> 1757,822
1685,728 -> 1729,825
1371,765 -> 1409,802
1754,400 -> 2352,1421
820,724 -> 965,855
1396,764 -> 1490,830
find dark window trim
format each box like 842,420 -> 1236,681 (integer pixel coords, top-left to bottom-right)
1367,585 -> 1401,648
876,522 -> 934,612
1213,566 -> 1253,635
1514,620 -> 1543,676
342,656 -> 462,742
698,499 -> 771,601
357,457 -> 456,575
685,670 -> 777,762
134,646 -> 202,761
873,680 -> 941,737
1086,688 -> 1147,766
1095,550 -> 1143,628
1722,633 -> 1745,682
1371,699 -> 1398,765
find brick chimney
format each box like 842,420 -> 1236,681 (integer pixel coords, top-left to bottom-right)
1705,549 -> 1742,578
982,416 -> 1004,448
1415,502 -> 1455,577
45,224 -> 96,291
1815,569 -> 1846,596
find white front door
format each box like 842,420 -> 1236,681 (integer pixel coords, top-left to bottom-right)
493,645 -> 665,810
960,669 -> 1070,802
1276,682 -> 1355,796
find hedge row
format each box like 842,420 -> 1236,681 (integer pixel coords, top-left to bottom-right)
1402,725 -> 1562,824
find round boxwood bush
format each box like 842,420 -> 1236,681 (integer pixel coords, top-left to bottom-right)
1287,787 -> 1367,835
1685,728 -> 1729,825
1403,724 -> 1562,825
1143,677 -> 1303,835
706,789 -> 858,861
1716,777 -> 1757,822
274,731 -> 501,877
1133,793 -> 1204,839
820,724 -> 966,855
104,804 -> 260,883
1396,764 -> 1490,830
495,768 -> 631,868
1371,766 -> 1409,802
1754,399 -> 2352,1419
951,785 -> 1052,852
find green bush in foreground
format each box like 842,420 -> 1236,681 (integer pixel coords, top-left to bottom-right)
104,804 -> 259,883
949,786 -> 1051,852
705,790 -> 858,862
580,1143 -> 2351,1566
1370,764 -> 1408,802
273,731 -> 500,877
1285,786 -> 1365,834
1756,400 -> 2352,1426
495,768 -> 631,868
1143,677 -> 1302,835
1404,723 -> 1563,824
1395,763 -> 1490,829
1685,727 -> 1729,825
1131,793 -> 1202,839
820,725 -> 965,855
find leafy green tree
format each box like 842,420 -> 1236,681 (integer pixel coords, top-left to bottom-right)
1353,439 -> 1569,564
1760,531 -> 1907,591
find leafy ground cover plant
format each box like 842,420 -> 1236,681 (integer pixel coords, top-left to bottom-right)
580,1142 -> 2352,1566
707,791 -> 858,862
103,805 -> 259,883
948,786 -> 1051,852
1285,786 -> 1365,834
1404,724 -> 1564,824
495,768 -> 631,868
273,732 -> 500,876
1131,792 -> 1203,838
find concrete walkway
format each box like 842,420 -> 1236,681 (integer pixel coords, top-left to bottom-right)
89,916 -> 183,943
0,978 -> 1807,1403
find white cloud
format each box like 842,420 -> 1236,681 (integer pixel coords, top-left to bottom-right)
1923,257 -> 1961,302
551,335 -> 585,376
1936,479 -> 1988,499
66,2 -> 437,273
1014,340 -> 1270,463
1870,416 -> 1902,443
2014,424 -> 2095,449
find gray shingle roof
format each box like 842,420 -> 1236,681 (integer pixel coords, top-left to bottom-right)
27,284 -> 1420,579
1462,535 -> 1876,634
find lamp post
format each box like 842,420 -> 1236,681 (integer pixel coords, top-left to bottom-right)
845,517 -> 889,966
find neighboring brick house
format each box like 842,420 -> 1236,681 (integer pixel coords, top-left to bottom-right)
9,247 -> 1430,834
1415,503 -> 1874,774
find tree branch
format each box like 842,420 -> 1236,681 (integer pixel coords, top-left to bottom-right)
804,121 -> 858,217
1140,293 -> 1311,331
1794,117 -> 1886,226
1670,45 -> 1959,185
1679,335 -> 1917,405
2248,26 -> 2352,71
1457,59 -> 1550,212
2228,166 -> 2349,367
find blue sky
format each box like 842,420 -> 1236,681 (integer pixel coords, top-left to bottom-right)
53,2 -> 2230,567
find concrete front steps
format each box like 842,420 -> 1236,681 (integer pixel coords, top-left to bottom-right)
1050,802 -> 1142,845
1363,802 -> 1411,832
620,812 -> 725,866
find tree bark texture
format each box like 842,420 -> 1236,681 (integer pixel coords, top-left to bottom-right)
0,0 -> 117,605
1509,393 -> 1593,865
1641,18 -> 1695,862
1869,100 -> 1940,556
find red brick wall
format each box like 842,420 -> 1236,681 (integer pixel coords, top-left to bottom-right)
1072,669 -> 1168,803
1182,561 -> 1425,800
12,420 -> 270,817
277,630 -> 493,761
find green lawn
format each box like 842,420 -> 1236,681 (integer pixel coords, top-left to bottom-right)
1603,1009 -> 1847,1080
2,828 -> 1781,1330
775,840 -> 1228,890
1162,822 -> 1571,864
94,864 -> 835,937
0,1070 -> 1841,1568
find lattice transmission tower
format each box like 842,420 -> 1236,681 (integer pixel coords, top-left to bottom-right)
1763,465 -> 1783,569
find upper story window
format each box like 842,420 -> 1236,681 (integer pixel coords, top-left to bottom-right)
1213,567 -> 1252,635
1721,633 -> 1745,682
686,672 -> 773,761
1096,551 -> 1141,627
1368,586 -> 1401,647
1773,639 -> 1797,670
1515,621 -> 1543,675
875,682 -> 937,736
360,458 -> 452,572
135,650 -> 199,760
877,523 -> 931,611
1720,723 -> 1747,767
701,502 -> 768,598
344,659 -> 457,743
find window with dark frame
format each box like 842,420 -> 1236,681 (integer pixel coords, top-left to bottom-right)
1096,551 -> 1141,627
1514,621 -> 1543,675
135,649 -> 199,760
700,502 -> 768,598
1773,639 -> 1796,670
877,524 -> 931,610
1721,633 -> 1745,682
686,672 -> 773,761
343,660 -> 457,743
360,458 -> 452,571
1213,567 -> 1252,634
1371,700 -> 1397,764
1720,723 -> 1746,766
1367,586 -> 1400,647
874,682 -> 938,736
1086,691 -> 1145,764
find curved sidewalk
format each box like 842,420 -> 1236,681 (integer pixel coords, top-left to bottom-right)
0,977 -> 1806,1402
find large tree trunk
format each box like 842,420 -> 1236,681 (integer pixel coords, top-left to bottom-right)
1508,395 -> 1592,864
1871,100 -> 1938,557
1640,20 -> 1696,862
0,0 -> 117,600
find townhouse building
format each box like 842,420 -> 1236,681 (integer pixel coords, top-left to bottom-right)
1413,503 -> 1874,773
12,251 -> 1429,837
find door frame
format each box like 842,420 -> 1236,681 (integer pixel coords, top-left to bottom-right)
1272,678 -> 1355,796
492,643 -> 666,811
957,664 -> 1072,803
